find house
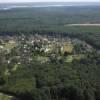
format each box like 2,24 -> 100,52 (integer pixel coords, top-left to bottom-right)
0,45 -> 4,49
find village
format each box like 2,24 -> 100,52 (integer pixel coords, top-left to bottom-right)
0,34 -> 93,75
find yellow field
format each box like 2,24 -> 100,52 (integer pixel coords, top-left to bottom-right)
0,93 -> 15,100
61,43 -> 73,54
65,54 -> 85,63
66,24 -> 100,26
4,40 -> 16,49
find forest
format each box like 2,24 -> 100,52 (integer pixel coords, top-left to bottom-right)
0,5 -> 100,100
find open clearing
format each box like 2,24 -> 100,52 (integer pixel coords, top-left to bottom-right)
66,24 -> 100,26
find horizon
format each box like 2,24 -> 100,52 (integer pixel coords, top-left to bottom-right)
0,1 -> 100,4
0,0 -> 100,3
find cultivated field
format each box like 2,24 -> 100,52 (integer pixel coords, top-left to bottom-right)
66,24 -> 100,26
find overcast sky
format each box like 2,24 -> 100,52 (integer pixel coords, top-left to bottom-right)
0,0 -> 99,3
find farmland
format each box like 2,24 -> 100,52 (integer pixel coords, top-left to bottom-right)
66,24 -> 100,26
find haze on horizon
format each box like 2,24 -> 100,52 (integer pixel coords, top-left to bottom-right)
0,0 -> 100,3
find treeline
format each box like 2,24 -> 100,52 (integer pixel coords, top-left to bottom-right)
67,32 -> 100,49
